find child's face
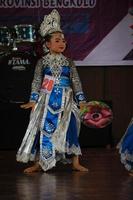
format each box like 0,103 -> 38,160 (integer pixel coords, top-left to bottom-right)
46,32 -> 66,54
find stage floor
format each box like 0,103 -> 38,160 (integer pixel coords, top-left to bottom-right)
0,148 -> 133,200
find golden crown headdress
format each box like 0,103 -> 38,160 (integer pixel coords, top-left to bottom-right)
39,9 -> 62,37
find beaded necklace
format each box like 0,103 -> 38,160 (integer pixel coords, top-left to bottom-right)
43,53 -> 69,84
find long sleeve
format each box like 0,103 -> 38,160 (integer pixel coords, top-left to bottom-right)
70,60 -> 86,104
30,58 -> 44,102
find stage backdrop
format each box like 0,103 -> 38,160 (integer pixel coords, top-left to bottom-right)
0,0 -> 132,66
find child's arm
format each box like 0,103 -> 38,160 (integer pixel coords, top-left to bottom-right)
29,58 -> 44,102
20,58 -> 44,110
70,60 -> 86,109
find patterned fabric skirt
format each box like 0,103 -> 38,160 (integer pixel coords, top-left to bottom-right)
16,88 -> 81,171
118,118 -> 133,171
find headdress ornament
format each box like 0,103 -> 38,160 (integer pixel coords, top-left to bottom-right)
39,9 -> 62,37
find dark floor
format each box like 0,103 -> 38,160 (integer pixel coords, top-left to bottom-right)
0,148 -> 133,200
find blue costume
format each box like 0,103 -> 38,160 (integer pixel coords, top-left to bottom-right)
117,118 -> 133,171
16,53 -> 86,171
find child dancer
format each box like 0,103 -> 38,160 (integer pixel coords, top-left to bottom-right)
16,9 -> 88,173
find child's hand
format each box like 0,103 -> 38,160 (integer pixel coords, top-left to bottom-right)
79,102 -> 86,110
20,102 -> 36,111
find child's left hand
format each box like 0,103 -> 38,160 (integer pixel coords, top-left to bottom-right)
79,102 -> 86,110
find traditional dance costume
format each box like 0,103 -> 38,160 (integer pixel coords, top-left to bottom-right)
117,118 -> 133,171
16,52 -> 86,171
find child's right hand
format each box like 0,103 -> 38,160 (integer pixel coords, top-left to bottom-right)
20,102 -> 36,111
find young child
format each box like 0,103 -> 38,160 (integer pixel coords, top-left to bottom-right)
117,118 -> 133,176
16,9 -> 88,173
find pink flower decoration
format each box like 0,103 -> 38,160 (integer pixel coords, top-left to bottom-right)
80,101 -> 113,128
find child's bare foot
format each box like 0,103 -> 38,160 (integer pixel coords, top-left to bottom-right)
24,163 -> 42,174
72,164 -> 89,172
72,156 -> 88,172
